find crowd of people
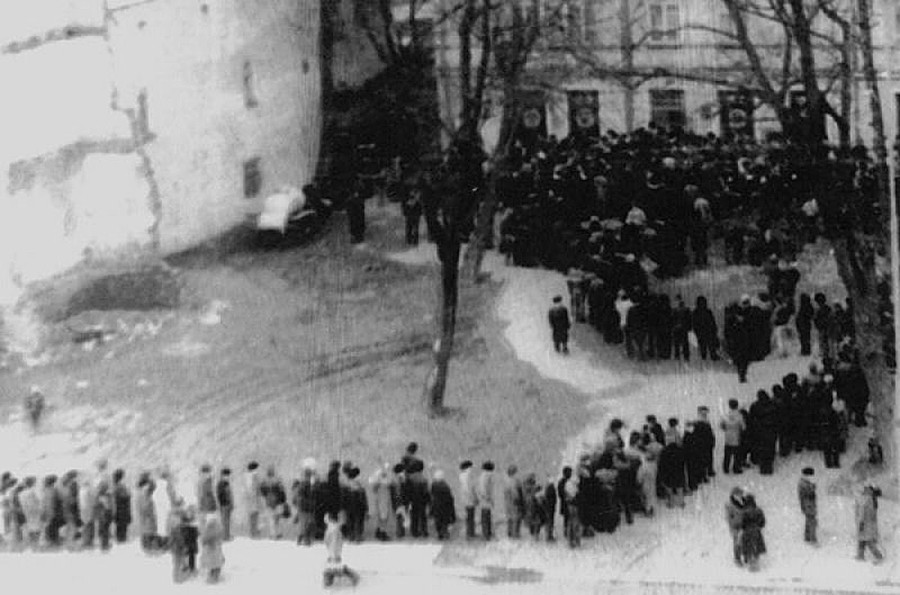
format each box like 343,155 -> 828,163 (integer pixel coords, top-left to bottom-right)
493,125 -> 878,279
2,365 -> 885,582
0,127 -> 891,586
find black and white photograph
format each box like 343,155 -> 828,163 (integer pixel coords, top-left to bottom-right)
1,0 -> 900,593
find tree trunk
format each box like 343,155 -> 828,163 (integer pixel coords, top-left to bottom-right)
853,0 -> 895,460
831,236 -> 894,459
619,0 -> 635,133
838,26 -> 852,149
788,0 -> 827,145
314,0 -> 339,183
462,83 -> 519,282
425,238 -> 461,414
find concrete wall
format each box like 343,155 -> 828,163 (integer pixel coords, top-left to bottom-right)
0,0 -> 324,303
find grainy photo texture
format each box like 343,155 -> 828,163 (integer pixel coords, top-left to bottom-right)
1,1 -> 899,593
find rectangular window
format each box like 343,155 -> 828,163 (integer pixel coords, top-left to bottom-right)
243,158 -> 262,199
650,88 -> 686,129
649,2 -> 680,44
649,5 -> 664,41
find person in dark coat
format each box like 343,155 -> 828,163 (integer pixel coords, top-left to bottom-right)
41,475 -> 63,549
557,467 -> 571,536
182,507 -> 200,575
798,468 -> 817,545
429,470 -> 456,540
731,296 -> 755,383
671,295 -> 692,361
169,504 -> 189,583
796,293 -> 814,356
740,494 -> 766,571
612,450 -> 637,525
645,415 -> 666,448
407,460 -> 430,539
682,422 -> 704,492
346,467 -> 367,542
692,296 -> 719,360
725,487 -> 745,566
112,469 -> 131,544
694,406 -> 716,480
215,468 -> 233,541
548,295 -> 571,354
94,481 -> 113,551
347,179 -> 367,244
60,471 -> 80,547
651,294 -> 672,359
823,407 -> 843,469
402,181 -> 424,246
594,468 -> 620,533
813,293 -> 832,359
541,476 -> 557,541
749,390 -> 778,475
658,434 -> 686,508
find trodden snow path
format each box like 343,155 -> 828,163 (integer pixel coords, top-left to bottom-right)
385,245 -> 900,592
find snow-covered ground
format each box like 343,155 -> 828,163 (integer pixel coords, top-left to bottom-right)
385,244 -> 900,592
0,243 -> 896,593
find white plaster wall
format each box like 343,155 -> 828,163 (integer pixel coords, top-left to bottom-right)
108,0 -> 322,254
0,0 -> 105,47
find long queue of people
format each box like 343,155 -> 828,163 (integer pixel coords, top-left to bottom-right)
0,374 -> 884,579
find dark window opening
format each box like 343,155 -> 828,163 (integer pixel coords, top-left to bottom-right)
650,89 -> 686,129
243,158 -> 262,198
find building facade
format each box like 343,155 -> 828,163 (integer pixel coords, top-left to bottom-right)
0,0 -> 385,306
418,0 -> 900,150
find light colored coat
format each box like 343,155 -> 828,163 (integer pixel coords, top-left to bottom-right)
20,487 -> 42,533
153,478 -> 172,537
200,515 -> 225,571
720,411 -> 745,447
458,469 -> 478,508
138,488 -> 157,536
243,470 -> 262,514
477,471 -> 494,510
368,471 -> 392,522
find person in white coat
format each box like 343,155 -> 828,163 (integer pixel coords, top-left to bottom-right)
476,462 -> 495,541
153,468 -> 174,545
368,465 -> 393,541
243,461 -> 263,538
19,477 -> 42,549
458,460 -> 478,539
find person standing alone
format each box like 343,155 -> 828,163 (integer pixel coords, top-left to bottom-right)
548,296 -> 571,354
797,467 -> 817,545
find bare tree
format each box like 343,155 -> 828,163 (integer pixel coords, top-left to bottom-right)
463,0 -> 552,282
